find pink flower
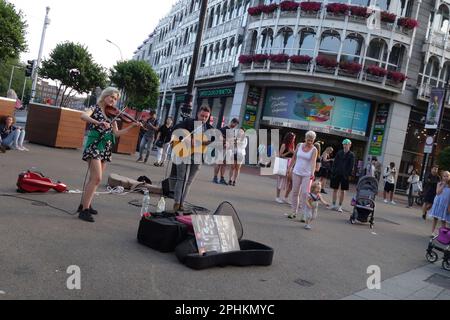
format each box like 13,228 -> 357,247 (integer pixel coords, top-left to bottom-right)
366,65 -> 388,77
299,2 -> 322,12
397,17 -> 419,29
239,55 -> 253,64
388,71 -> 407,83
316,55 -> 338,68
326,3 -> 349,15
269,54 -> 290,63
280,1 -> 299,12
290,55 -> 313,64
340,61 -> 362,74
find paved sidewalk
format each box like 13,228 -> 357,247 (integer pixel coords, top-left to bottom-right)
343,263 -> 450,300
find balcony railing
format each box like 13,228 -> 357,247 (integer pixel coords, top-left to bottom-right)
248,6 -> 416,37
240,60 -> 405,93
203,17 -> 243,41
197,61 -> 234,79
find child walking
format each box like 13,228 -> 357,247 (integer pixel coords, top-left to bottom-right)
304,182 -> 329,230
428,171 -> 450,238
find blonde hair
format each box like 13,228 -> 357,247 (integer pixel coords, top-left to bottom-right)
98,87 -> 120,107
311,181 -> 321,193
442,171 -> 450,185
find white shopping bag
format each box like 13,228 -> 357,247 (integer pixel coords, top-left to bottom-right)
273,157 -> 288,176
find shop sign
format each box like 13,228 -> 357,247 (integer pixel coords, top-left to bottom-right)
198,87 -> 235,98
369,104 -> 390,156
424,136 -> 434,154
262,88 -> 372,137
242,87 -> 262,130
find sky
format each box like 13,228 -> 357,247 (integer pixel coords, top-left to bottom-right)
11,0 -> 179,70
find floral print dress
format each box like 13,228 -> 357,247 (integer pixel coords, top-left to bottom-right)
82,105 -> 115,162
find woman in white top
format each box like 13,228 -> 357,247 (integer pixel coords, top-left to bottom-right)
407,169 -> 421,208
287,131 -> 318,219
228,128 -> 248,186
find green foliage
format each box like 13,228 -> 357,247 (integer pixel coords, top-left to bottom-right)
39,42 -> 107,106
0,57 -> 31,103
439,147 -> 450,171
110,60 -> 159,112
0,0 -> 27,63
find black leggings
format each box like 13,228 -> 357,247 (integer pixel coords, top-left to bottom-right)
408,186 -> 415,207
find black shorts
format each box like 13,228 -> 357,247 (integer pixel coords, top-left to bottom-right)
384,182 -> 395,193
424,191 -> 437,204
330,174 -> 350,191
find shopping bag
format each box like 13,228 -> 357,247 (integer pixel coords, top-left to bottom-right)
273,157 -> 288,176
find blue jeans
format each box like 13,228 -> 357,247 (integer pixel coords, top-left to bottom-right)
1,129 -> 25,149
139,135 -> 154,160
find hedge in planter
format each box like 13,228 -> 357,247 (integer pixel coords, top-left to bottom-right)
239,55 -> 253,64
269,54 -> 290,63
299,2 -> 321,13
326,3 -> 349,15
340,61 -> 362,74
388,71 -> 407,83
316,56 -> 338,69
290,55 -> 313,64
280,1 -> 299,12
397,17 -> 419,30
366,65 -> 388,77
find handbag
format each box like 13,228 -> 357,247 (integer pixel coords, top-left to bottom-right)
273,157 -> 288,176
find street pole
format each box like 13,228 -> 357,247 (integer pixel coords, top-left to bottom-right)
21,77 -> 27,102
8,66 -> 17,92
180,0 -> 208,120
31,7 -> 51,103
106,39 -> 124,61
106,39 -> 125,108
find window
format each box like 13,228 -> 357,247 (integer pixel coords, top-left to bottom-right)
366,38 -> 388,67
260,28 -> 274,53
250,31 -> 258,54
298,28 -> 315,56
341,33 -> 364,63
319,30 -> 341,59
388,44 -> 406,71
273,27 -> 294,54
435,5 -> 450,33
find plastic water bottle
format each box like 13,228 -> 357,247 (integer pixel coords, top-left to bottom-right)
156,196 -> 166,213
140,190 -> 151,217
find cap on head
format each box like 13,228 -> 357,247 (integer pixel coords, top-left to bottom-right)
342,139 -> 352,145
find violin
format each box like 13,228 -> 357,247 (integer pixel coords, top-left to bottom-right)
104,105 -> 141,124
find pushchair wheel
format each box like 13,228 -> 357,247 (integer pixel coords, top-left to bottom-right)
426,251 -> 439,263
443,260 -> 450,271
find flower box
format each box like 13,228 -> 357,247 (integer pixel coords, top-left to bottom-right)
269,54 -> 290,63
349,5 -> 369,18
253,54 -> 269,63
316,56 -> 338,69
261,4 -> 278,14
388,71 -> 407,83
326,3 -> 349,15
280,1 -> 299,12
397,17 -> 419,29
290,55 -> 313,64
381,11 -> 396,23
366,65 -> 388,77
248,6 -> 263,16
299,2 -> 321,13
239,55 -> 253,64
339,61 -> 362,74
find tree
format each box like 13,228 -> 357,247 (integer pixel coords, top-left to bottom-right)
0,0 -> 27,63
439,147 -> 450,171
39,42 -> 107,107
110,60 -> 159,113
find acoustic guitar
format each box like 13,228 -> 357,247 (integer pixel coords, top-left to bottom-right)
172,129 -> 210,158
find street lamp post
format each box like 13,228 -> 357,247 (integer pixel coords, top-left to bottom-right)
180,0 -> 209,120
31,7 -> 51,103
106,39 -> 124,61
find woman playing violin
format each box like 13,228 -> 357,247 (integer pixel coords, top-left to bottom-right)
79,87 -> 142,223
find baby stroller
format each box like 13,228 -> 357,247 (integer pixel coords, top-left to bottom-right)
350,176 -> 378,229
426,227 -> 450,271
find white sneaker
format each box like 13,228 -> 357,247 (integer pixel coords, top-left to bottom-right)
328,204 -> 338,211
338,207 -> 344,213
276,198 -> 284,204
391,201 -> 396,205
304,224 -> 312,230
20,146 -> 29,152
384,199 -> 388,204
284,198 -> 292,205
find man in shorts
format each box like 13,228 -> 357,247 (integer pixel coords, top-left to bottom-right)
329,139 -> 355,213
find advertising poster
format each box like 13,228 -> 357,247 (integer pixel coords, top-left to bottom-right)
369,104 -> 390,156
262,89 -> 371,137
425,88 -> 445,130
242,87 -> 262,130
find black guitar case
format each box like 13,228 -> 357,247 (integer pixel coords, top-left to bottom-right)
175,202 -> 274,270
137,213 -> 188,253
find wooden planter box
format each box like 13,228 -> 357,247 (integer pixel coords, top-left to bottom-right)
113,121 -> 140,155
25,103 -> 85,149
0,97 -> 16,121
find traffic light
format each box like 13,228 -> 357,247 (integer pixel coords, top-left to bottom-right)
25,60 -> 35,77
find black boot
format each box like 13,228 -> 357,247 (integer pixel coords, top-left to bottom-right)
78,205 -> 98,215
79,209 -> 95,223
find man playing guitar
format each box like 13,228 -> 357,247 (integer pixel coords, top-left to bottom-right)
171,106 -> 213,214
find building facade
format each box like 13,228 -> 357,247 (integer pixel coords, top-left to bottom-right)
134,0 -> 450,191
